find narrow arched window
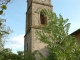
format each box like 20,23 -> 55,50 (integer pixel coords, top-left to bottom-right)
40,12 -> 47,25
27,13 -> 30,31
27,43 -> 28,50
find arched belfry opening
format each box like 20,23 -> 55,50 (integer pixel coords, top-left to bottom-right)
40,11 -> 47,25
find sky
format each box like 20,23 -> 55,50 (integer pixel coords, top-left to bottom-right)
0,0 -> 80,53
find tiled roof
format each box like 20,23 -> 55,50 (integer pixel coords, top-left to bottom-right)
70,29 -> 80,35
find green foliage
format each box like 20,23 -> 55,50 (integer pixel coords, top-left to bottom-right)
36,9 -> 80,60
0,0 -> 11,15
24,50 -> 46,60
0,49 -> 39,60
17,51 -> 24,60
0,19 -> 13,60
0,18 -> 12,51
0,10 -> 3,15
24,50 -> 37,60
0,49 -> 41,60
1,5 -> 7,10
0,48 -> 20,60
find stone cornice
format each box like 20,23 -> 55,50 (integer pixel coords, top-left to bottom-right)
31,26 -> 41,29
24,28 -> 31,37
32,1 -> 53,7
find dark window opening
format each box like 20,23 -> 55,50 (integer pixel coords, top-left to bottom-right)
27,43 -> 28,50
27,13 -> 30,30
40,13 -> 47,25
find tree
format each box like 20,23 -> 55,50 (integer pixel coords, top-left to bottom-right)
36,9 -> 80,60
17,51 -> 24,60
0,48 -> 18,60
0,0 -> 11,15
0,18 -> 11,51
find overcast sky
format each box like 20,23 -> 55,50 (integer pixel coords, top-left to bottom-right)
0,0 -> 80,53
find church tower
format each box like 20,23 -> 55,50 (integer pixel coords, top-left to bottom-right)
24,0 -> 53,58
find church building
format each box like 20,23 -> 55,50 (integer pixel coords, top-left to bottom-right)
24,0 -> 53,58
24,0 -> 80,60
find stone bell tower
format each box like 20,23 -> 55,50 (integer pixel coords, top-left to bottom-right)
24,0 -> 53,58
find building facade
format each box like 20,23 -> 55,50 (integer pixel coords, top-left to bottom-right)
70,29 -> 80,43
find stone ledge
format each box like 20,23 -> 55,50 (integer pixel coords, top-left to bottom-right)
32,1 -> 53,7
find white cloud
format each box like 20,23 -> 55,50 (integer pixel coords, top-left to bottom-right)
4,34 -> 24,51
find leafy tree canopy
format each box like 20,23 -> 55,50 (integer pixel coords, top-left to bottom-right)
36,9 -> 80,60
0,18 -> 12,51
